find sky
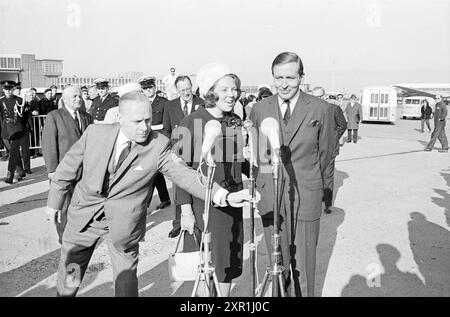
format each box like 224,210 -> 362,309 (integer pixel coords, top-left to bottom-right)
0,0 -> 449,93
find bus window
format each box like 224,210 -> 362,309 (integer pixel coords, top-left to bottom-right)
405,99 -> 412,104
412,99 -> 420,104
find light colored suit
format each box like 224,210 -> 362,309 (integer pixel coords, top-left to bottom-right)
249,91 -> 335,296
48,124 -> 222,296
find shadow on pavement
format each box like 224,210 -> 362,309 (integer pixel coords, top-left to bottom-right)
407,212 -> 450,296
340,212 -> 450,296
0,191 -> 48,220
340,243 -> 427,296
0,165 -> 48,193
432,168 -> 450,227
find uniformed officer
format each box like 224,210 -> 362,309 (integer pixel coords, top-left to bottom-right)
138,76 -> 171,210
0,81 -> 28,184
89,79 -> 118,123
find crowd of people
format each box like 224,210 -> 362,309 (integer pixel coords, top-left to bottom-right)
0,50 -> 448,297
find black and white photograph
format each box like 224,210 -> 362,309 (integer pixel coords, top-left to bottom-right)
0,0 -> 449,300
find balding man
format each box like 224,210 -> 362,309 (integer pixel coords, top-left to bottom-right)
42,85 -> 93,243
44,92 -> 253,297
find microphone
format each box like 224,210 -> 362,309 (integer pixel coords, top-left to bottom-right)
243,119 -> 253,130
200,119 -> 222,163
260,117 -> 280,156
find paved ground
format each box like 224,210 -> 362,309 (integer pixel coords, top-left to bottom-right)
0,115 -> 449,297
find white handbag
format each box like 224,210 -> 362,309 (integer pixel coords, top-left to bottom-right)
168,230 -> 201,282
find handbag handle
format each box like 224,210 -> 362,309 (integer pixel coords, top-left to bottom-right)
173,229 -> 199,253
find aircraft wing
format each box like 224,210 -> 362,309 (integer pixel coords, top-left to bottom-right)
393,85 -> 437,98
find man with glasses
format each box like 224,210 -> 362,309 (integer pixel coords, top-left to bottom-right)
89,79 -> 118,123
138,76 -> 171,211
424,95 -> 448,152
162,75 -> 204,238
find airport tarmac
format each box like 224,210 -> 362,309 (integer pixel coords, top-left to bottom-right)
0,116 -> 449,297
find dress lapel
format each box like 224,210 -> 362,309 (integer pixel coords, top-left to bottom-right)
286,91 -> 310,145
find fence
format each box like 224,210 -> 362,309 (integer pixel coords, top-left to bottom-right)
0,115 -> 47,153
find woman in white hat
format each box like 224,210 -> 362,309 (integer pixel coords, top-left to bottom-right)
173,63 -> 246,296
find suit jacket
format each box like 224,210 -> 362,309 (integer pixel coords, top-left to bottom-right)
89,94 -> 119,122
331,103 -> 347,157
38,97 -> 57,115
42,106 -> 93,173
249,92 -> 335,221
150,95 -> 168,127
345,102 -> 363,129
434,101 -> 447,124
46,124 -> 222,251
162,96 -> 204,138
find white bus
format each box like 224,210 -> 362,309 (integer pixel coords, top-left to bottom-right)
401,96 -> 436,119
361,86 -> 397,123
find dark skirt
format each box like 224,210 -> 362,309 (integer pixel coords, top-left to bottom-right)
183,197 -> 243,283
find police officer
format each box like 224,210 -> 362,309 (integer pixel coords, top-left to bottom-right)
425,95 -> 448,152
0,81 -> 28,183
138,76 -> 171,210
89,79 -> 118,123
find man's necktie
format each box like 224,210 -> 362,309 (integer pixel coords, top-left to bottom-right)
74,112 -> 81,133
183,100 -> 188,117
115,141 -> 132,173
283,99 -> 291,125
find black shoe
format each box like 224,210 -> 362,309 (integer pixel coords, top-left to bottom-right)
346,140 -> 351,143
168,227 -> 181,238
438,149 -> 448,153
25,169 -> 32,174
156,200 -> 171,210
353,141 -> 357,143
324,207 -> 332,214
18,171 -> 26,178
424,148 -> 432,152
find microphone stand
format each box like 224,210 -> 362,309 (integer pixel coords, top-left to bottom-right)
191,153 -> 222,297
243,121 -> 257,297
258,149 -> 286,297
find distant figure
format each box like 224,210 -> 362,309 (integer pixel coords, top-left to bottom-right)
420,99 -> 433,133
81,86 -> 92,113
162,75 -> 204,238
138,76 -> 171,211
89,79 -> 119,123
336,94 -> 347,145
88,85 -> 98,100
244,94 -> 256,119
312,87 -> 347,214
163,67 -> 178,100
104,82 -> 142,124
344,94 -> 363,143
256,86 -> 273,102
38,88 -> 57,115
42,85 -> 93,244
50,84 -> 60,109
424,95 -> 448,152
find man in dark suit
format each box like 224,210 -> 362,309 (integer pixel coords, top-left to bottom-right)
38,88 -> 57,115
42,85 -> 93,244
44,91 -> 252,296
89,79 -> 119,123
139,76 -> 171,211
312,88 -> 347,214
162,75 -> 204,238
249,52 -> 335,297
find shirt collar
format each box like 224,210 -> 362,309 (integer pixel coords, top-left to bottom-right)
277,88 -> 301,108
65,106 -> 78,118
116,130 -> 134,147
